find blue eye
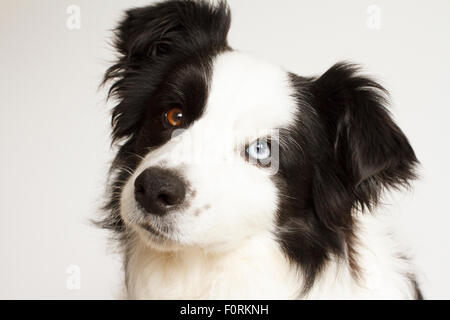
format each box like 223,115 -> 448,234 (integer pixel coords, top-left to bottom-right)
247,139 -> 271,161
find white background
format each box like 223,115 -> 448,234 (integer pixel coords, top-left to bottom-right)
1,0 -> 449,299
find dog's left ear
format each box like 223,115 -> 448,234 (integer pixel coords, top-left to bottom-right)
309,63 -> 418,230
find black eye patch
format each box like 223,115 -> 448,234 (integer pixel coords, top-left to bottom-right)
133,57 -> 212,157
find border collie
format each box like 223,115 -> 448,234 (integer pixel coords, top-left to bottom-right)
100,0 -> 422,299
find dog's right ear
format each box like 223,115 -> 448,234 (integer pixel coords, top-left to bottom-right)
103,0 -> 231,142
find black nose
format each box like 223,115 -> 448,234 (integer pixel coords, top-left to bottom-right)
134,168 -> 186,216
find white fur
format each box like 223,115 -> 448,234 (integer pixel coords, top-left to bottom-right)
126,233 -> 301,299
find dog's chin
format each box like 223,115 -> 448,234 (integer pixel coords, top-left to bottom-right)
134,223 -> 185,252
119,209 -> 182,252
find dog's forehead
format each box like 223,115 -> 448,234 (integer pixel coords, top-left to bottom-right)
196,51 -> 297,138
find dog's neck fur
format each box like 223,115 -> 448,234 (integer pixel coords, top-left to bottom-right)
124,213 -> 417,299
125,232 -> 301,299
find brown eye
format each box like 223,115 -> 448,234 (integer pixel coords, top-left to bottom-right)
165,108 -> 183,127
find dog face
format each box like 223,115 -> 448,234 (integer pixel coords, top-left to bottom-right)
102,0 -> 417,284
119,51 -> 297,251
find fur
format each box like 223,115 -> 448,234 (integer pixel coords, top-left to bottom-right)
99,0 -> 422,300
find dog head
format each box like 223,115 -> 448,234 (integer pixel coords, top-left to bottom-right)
101,0 -> 418,287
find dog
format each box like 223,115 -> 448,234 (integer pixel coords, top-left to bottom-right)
100,0 -> 422,299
